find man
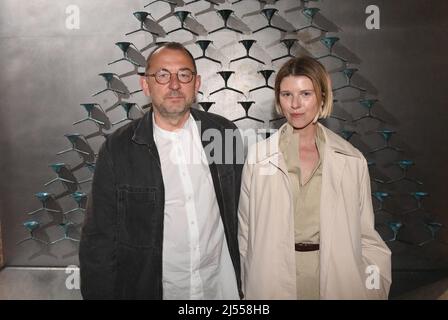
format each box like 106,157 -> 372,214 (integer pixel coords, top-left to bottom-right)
79,42 -> 243,299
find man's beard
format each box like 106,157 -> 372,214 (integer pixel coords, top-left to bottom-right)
153,91 -> 196,119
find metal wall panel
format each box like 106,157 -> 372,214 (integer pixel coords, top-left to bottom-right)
0,267 -> 82,299
0,0 -> 447,287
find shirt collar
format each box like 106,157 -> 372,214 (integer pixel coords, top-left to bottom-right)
153,112 -> 193,140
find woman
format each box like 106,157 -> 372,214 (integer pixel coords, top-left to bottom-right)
238,56 -> 391,299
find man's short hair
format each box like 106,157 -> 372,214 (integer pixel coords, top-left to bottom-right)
145,42 -> 197,73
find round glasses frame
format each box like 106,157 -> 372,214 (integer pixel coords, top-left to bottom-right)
146,69 -> 197,84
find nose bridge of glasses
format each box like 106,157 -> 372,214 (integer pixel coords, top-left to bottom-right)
168,70 -> 183,87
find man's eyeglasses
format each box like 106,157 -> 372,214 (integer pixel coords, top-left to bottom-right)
146,69 -> 196,84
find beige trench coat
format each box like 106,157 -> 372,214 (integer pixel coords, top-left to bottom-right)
238,123 -> 392,300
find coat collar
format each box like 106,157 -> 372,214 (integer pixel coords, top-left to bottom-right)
254,122 -> 362,164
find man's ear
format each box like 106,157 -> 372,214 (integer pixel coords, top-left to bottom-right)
195,74 -> 201,95
140,76 -> 150,97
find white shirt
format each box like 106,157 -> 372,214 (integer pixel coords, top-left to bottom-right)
153,113 -> 239,300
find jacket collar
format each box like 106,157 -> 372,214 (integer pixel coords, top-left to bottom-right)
321,124 -> 361,159
255,122 -> 361,163
131,107 -> 233,178
131,107 -> 226,147
190,107 -> 227,132
131,108 -> 155,147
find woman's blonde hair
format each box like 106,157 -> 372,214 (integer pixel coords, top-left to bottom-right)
274,56 -> 333,122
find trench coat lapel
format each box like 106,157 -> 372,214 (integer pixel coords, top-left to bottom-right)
269,156 -> 288,177
259,128 -> 289,177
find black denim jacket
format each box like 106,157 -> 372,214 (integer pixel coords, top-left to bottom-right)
79,108 -> 243,299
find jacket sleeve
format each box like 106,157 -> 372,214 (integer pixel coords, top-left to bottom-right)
79,142 -> 118,299
237,156 -> 253,298
359,157 -> 392,299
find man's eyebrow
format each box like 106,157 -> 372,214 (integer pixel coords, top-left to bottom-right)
156,67 -> 193,72
149,68 -> 170,73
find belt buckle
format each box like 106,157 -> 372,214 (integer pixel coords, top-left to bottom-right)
295,243 -> 319,252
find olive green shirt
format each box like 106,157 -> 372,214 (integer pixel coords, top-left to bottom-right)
279,124 -> 325,244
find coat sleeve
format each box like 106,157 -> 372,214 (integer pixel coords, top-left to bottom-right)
79,142 -> 118,299
359,157 -> 392,299
237,157 -> 253,298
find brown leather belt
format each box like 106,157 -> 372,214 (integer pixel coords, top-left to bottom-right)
295,243 -> 320,252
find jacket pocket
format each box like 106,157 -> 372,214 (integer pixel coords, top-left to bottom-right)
117,185 -> 158,248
